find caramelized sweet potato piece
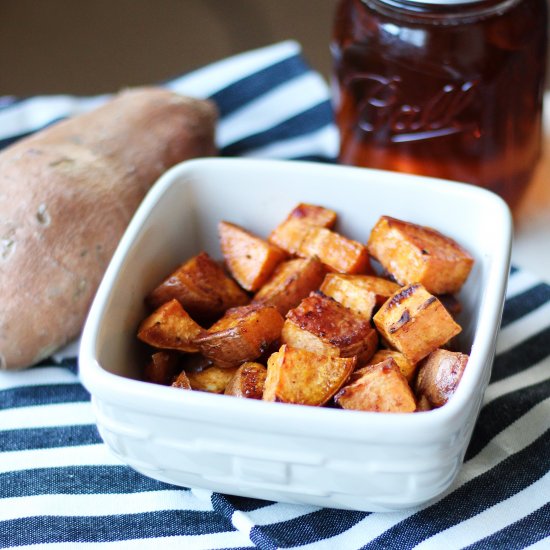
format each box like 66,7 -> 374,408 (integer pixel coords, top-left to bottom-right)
146,252 -> 249,323
286,203 -> 337,228
343,275 -> 401,307
195,304 -> 284,367
282,291 -> 378,362
367,216 -> 474,295
373,283 -> 461,364
137,299 -> 202,352
299,226 -> 371,274
224,362 -> 267,399
263,344 -> 356,406
181,365 -> 239,393
253,257 -> 327,316
321,274 -> 401,316
362,349 -> 417,382
219,221 -> 287,292
143,351 -> 181,385
415,348 -> 469,409
268,203 -> 337,255
320,273 -> 379,320
335,358 -> 416,413
171,369 -> 192,390
267,218 -> 308,255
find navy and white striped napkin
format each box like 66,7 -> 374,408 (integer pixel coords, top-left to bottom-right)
1,41 -> 549,549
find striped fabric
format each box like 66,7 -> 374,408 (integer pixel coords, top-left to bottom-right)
1,41 -> 549,549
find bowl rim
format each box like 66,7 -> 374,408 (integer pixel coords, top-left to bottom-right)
79,157 -> 513,442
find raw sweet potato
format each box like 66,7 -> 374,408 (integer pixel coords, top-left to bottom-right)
0,87 -> 217,370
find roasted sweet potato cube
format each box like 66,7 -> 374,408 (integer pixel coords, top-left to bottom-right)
299,226 -> 371,274
319,273 -> 380,319
268,203 -> 337,254
415,348 -> 469,409
195,304 -> 284,367
224,362 -> 267,399
146,251 -> 249,323
373,283 -> 461,364
219,221 -> 287,292
282,291 -> 378,362
342,275 -> 401,307
335,358 -> 416,412
362,349 -> 417,382
367,216 -> 474,295
171,369 -> 192,390
287,203 -> 337,228
181,365 -> 239,393
252,258 -> 327,316
137,299 -> 202,352
321,274 -> 401,315
268,218 -> 310,255
143,351 -> 182,385
263,344 -> 356,406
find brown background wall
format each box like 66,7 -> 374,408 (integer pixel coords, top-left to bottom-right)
1,0 -> 548,97
0,0 -> 337,96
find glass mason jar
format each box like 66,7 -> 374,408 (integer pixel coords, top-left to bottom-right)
331,0 -> 548,210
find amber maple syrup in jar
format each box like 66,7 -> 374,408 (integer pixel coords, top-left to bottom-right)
332,0 -> 548,209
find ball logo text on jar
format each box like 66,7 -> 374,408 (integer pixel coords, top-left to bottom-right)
346,72 -> 480,143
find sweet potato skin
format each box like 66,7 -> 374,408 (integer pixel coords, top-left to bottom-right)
0,87 -> 218,370
195,304 -> 284,367
415,349 -> 469,409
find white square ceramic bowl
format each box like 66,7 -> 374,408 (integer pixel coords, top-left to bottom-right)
79,158 -> 512,512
